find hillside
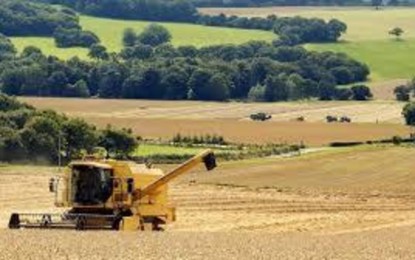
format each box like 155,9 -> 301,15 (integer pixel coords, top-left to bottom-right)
10,15 -> 275,60
200,7 -> 415,81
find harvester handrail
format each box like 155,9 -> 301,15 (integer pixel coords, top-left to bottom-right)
138,149 -> 215,199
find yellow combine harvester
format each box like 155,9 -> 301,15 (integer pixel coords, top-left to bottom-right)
9,150 -> 216,231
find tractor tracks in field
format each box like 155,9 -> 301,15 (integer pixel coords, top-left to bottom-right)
169,184 -> 415,233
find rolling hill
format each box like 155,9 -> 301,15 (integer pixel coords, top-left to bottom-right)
200,7 -> 415,81
10,15 -> 275,60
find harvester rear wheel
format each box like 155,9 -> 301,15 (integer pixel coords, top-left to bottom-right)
111,217 -> 122,230
75,216 -> 87,230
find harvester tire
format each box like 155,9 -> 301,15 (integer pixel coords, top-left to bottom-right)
8,213 -> 20,229
76,216 -> 87,230
41,214 -> 52,228
112,217 -> 122,230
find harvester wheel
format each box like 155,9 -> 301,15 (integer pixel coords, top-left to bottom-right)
8,213 -> 21,229
111,217 -> 122,230
75,216 -> 87,230
41,214 -> 52,228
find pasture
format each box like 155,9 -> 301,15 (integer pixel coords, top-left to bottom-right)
134,144 -> 204,156
10,15 -> 275,60
200,7 -> 415,81
19,97 -> 410,146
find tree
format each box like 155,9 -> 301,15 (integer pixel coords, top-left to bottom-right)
137,24 -> 172,47
394,85 -> 411,101
335,88 -> 353,100
64,80 -> 90,98
402,102 -> 415,125
0,94 -> 33,112
120,43 -> 153,60
47,71 -> 68,96
162,67 -> 189,100
21,46 -> 42,58
188,69 -> 213,100
330,66 -> 354,85
54,27 -> 100,48
20,116 -> 61,161
1,69 -> 24,95
372,0 -> 383,7
207,73 -> 231,101
88,44 -> 109,60
351,85 -> 373,100
123,28 -> 137,47
62,118 -> 97,159
264,74 -> 289,101
318,76 -> 337,100
97,63 -> 124,98
99,126 -> 138,158
247,84 -> 265,101
0,126 -> 26,161
389,27 -> 404,40
327,19 -> 347,41
0,33 -> 16,60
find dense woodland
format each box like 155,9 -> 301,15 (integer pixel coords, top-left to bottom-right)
0,28 -> 369,101
198,14 -> 347,44
0,94 -> 138,162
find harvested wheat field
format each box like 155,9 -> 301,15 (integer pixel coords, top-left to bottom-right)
20,97 -> 404,122
19,97 -> 409,146
1,146 -> 415,259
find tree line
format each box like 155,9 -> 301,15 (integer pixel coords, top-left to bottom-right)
0,94 -> 138,163
0,25 -> 369,102
30,0 -> 347,44
0,0 -> 100,48
1,0 -> 350,51
34,0 -> 199,22
189,0 -> 412,7
192,0 -> 363,7
198,14 -> 347,44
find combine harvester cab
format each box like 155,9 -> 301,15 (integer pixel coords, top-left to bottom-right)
8,150 -> 216,231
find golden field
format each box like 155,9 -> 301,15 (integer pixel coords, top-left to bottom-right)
19,97 -> 410,146
2,146 -> 415,259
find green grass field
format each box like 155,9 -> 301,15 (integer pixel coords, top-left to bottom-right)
134,144 -> 204,156
298,8 -> 415,81
307,39 -> 415,80
10,15 -> 275,60
201,7 -> 415,81
11,37 -> 89,60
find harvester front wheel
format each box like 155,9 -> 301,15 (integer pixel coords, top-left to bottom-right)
8,213 -> 20,229
40,214 -> 52,228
